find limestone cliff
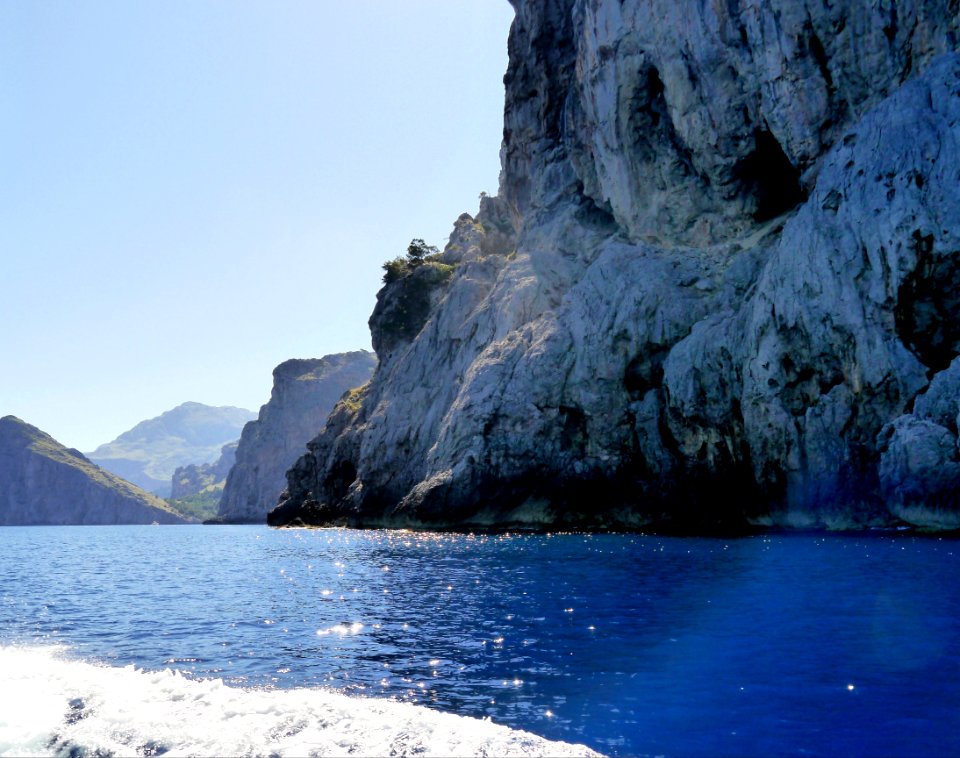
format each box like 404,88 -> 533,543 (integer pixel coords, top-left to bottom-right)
217,351 -> 376,523
0,416 -> 188,525
164,441 -> 239,521
170,442 -> 238,500
272,1 -> 960,531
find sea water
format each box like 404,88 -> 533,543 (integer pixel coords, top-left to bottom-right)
0,526 -> 958,757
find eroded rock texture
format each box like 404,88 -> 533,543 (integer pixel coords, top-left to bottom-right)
272,1 -> 960,531
218,352 -> 375,523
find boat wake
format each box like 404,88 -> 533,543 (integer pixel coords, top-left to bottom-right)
0,645 -> 599,757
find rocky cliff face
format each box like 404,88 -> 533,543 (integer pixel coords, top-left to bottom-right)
272,1 -> 960,531
217,351 -> 376,523
171,442 -> 238,500
0,416 -> 187,525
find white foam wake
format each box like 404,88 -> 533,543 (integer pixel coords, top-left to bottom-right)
0,645 -> 600,757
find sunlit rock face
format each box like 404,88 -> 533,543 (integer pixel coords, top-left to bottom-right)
218,352 -> 375,523
272,1 -> 960,531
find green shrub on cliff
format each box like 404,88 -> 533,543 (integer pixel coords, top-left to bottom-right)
382,256 -> 407,284
341,383 -> 370,413
382,238 -> 441,283
374,238 -> 458,350
374,262 -> 456,351
406,238 -> 438,264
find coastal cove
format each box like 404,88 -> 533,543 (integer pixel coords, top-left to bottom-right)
2,525 -> 959,757
5,2 -> 960,756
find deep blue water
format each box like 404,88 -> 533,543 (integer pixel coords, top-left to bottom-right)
1,525 -> 959,756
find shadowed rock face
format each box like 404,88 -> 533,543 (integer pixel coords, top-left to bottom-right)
0,416 -> 187,525
272,1 -> 960,532
170,441 -> 238,499
217,352 -> 376,523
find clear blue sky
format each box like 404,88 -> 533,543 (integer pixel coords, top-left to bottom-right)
0,1 -> 514,451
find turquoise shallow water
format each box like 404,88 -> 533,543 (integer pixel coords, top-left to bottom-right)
1,525 -> 959,756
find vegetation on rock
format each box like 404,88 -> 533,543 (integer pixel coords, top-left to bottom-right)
382,238 -> 442,283
166,484 -> 224,522
374,239 -> 456,353
341,382 -> 371,414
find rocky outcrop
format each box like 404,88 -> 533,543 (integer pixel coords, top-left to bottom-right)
272,1 -> 960,532
217,352 -> 376,523
171,442 -> 238,500
0,416 -> 187,525
878,358 -> 960,529
87,402 -> 255,497
164,442 -> 239,522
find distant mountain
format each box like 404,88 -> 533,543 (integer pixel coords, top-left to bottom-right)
87,402 -> 255,497
218,351 -> 376,523
0,416 -> 187,525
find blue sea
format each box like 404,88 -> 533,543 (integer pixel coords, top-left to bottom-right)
1,526 -> 958,757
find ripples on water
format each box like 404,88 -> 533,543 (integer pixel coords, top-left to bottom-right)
1,526 -> 959,756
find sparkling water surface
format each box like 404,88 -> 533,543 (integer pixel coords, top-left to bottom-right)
2,525 -> 959,756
